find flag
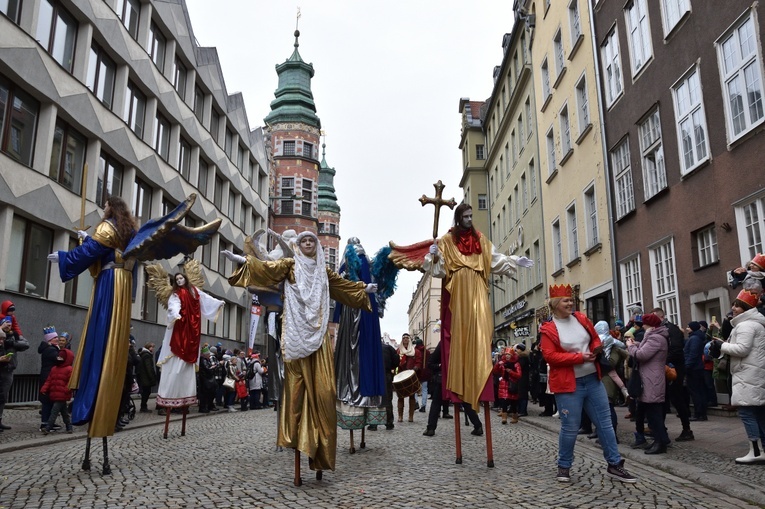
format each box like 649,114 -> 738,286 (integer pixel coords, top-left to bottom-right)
248,295 -> 263,355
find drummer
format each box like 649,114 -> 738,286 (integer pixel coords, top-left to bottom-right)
397,333 -> 421,422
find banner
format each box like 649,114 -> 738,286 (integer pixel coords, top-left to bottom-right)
248,295 -> 262,355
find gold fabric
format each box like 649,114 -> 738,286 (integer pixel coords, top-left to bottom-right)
438,233 -> 494,410
69,220 -> 132,438
228,255 -> 370,470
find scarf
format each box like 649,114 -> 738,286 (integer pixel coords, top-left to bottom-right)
451,227 -> 482,256
398,340 -> 415,358
282,232 -> 330,361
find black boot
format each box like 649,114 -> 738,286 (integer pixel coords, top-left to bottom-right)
675,429 -> 694,441
644,441 -> 667,455
0,420 -> 10,430
423,428 -> 435,437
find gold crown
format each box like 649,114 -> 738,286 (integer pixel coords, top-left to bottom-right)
549,284 -> 573,299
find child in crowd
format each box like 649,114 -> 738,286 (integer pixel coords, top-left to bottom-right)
40,341 -> 75,434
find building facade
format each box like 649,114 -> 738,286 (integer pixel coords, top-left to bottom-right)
458,98 -> 490,235
407,271 -> 442,352
592,0 -> 765,325
0,0 -> 269,400
524,0 -> 616,323
481,11 -> 548,348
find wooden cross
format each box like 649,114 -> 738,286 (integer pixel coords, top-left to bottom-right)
419,180 -> 457,239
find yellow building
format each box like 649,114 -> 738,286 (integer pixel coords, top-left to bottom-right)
523,0 -> 615,322
407,271 -> 443,353
458,98 -> 489,235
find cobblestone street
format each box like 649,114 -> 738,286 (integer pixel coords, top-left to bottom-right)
0,401 -> 763,508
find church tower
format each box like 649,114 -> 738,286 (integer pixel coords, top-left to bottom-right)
317,142 -> 341,272
265,29 -> 322,236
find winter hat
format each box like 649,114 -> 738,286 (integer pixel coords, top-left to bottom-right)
699,320 -> 709,329
201,345 -> 210,354
222,354 -> 231,361
43,326 -> 58,342
615,319 -> 624,327
687,321 -> 701,331
515,343 -> 526,351
0,316 -> 11,326
641,314 -> 662,328
209,346 -> 218,355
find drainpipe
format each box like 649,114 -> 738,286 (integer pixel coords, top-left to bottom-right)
587,0 -> 621,321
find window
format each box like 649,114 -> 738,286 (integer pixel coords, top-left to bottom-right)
554,30 -> 565,78
6,216 -> 53,297
198,159 -> 209,193
661,0 -> 689,35
217,241 -> 229,274
478,194 -> 487,210
673,68 -> 709,174
625,0 -> 653,75
237,144 -> 245,171
142,267 -> 158,322
96,152 -> 123,208
63,236 -> 94,306
0,78 -> 38,166
239,202 -> 246,230
178,137 -> 191,180
602,29 -> 623,107
162,197 -> 176,216
533,241 -> 541,286
639,109 -> 667,200
650,239 -> 680,325
521,174 -> 528,212
327,248 -> 337,272
153,112 -> 170,161
696,225 -> 719,267
193,85 -> 205,123
611,140 -> 634,219
228,191 -> 236,219
123,81 -> 146,138
513,186 -> 519,223
225,128 -> 234,160
132,178 -> 153,227
567,204 -> 579,260
283,140 -> 295,156
86,45 -> 116,109
301,179 -> 313,216
476,144 -> 485,160
173,56 -> 187,99
280,177 -> 294,214
502,205 -> 508,237
517,116 -> 524,151
201,233 -> 212,267
36,0 -> 77,73
541,58 -> 551,100
213,175 -> 224,209
736,195 -> 765,260
568,0 -> 581,44
621,256 -> 643,321
584,185 -> 599,247
716,12 -> 765,141
552,219 -> 563,272
49,120 -> 86,193
576,75 -> 590,133
559,104 -> 571,156
525,99 -> 532,138
304,142 -> 313,160
210,109 -> 220,142
148,22 -> 166,72
529,160 -> 537,200
546,127 -> 556,176
1,0 -> 21,24
116,0 -> 140,39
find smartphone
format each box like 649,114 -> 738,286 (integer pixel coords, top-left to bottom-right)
712,315 -> 717,324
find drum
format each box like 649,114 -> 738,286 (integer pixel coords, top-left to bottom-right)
392,369 -> 421,398
336,402 -> 366,430
366,408 -> 386,426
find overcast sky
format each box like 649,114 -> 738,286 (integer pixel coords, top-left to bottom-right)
185,0 -> 514,338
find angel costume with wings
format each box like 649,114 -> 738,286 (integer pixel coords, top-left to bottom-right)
149,260 -> 224,408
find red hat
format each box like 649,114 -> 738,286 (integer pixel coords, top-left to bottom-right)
751,253 -> 765,270
549,284 -> 573,299
641,314 -> 662,328
735,289 -> 759,309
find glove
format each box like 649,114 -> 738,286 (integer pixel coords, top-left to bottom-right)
221,250 -> 246,264
708,339 -> 723,359
77,230 -> 89,240
517,256 -> 534,268
429,243 -> 439,255
365,283 -> 378,294
47,252 -> 59,264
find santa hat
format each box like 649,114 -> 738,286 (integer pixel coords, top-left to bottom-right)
751,253 -> 765,270
735,289 -> 760,309
641,314 -> 662,328
549,284 -> 573,299
43,326 -> 58,342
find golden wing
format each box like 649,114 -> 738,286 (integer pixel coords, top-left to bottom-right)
183,258 -> 205,289
145,263 -> 173,309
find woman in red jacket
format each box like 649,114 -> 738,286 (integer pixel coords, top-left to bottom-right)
493,348 -> 521,424
540,284 -> 636,484
40,347 -> 75,434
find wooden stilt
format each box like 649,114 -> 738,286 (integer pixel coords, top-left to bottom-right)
102,437 -> 111,475
163,407 -> 171,439
82,436 -> 91,471
181,406 -> 188,437
483,402 -> 494,468
293,449 -> 302,486
349,430 -> 356,454
454,403 -> 463,464
360,425 -> 366,449
316,470 -> 322,481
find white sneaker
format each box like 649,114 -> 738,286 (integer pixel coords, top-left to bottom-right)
228,407 -> 238,413
552,411 -> 559,418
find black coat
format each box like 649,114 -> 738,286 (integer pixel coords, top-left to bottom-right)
38,342 -> 59,383
516,352 -> 530,398
136,348 -> 158,387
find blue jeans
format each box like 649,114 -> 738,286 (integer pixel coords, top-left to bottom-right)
420,381 -> 428,408
738,406 -> 765,441
554,373 -> 621,468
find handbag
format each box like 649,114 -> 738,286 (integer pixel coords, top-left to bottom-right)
235,379 -> 248,399
130,379 -> 140,394
223,377 -> 236,391
627,362 -> 643,398
665,364 -> 677,382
